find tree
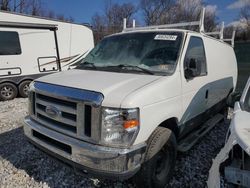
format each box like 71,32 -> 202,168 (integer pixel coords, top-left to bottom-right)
240,4 -> 250,26
0,0 -> 11,10
29,0 -> 42,16
140,0 -> 174,25
0,0 -> 74,23
104,1 -> 137,33
91,1 -> 137,42
91,13 -> 107,44
140,0 -> 217,31
237,3 -> 250,40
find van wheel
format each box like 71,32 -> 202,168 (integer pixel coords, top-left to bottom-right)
18,80 -> 31,98
0,83 -> 18,101
135,127 -> 177,188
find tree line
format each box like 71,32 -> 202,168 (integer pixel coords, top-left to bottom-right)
0,0 -> 74,22
92,0 -> 217,42
92,0 -> 250,43
1,0 -> 250,42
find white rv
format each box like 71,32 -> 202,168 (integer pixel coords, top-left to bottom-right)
0,11 -> 94,100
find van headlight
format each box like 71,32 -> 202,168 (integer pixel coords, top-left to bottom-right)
101,107 -> 140,148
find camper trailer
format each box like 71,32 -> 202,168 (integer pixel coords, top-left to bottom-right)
0,11 -> 94,100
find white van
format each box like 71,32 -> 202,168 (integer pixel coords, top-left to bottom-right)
23,9 -> 238,188
0,11 -> 94,100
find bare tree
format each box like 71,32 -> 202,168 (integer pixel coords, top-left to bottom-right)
239,4 -> 250,40
91,1 -> 137,42
140,0 -> 174,25
47,10 -> 55,19
174,0 -> 202,22
13,0 -> 25,12
240,4 -> 250,26
140,0 -> 217,31
104,1 -> 137,33
204,5 -> 218,32
91,13 -> 107,43
29,0 -> 42,16
0,0 -> 11,10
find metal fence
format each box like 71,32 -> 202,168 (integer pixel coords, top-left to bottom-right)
234,41 -> 250,92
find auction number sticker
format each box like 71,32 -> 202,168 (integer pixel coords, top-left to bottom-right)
154,34 -> 178,41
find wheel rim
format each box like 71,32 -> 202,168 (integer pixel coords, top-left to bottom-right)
23,84 -> 30,96
154,147 -> 171,181
1,86 -> 14,99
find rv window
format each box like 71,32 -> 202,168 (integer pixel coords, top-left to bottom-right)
0,31 -> 21,55
184,36 -> 207,76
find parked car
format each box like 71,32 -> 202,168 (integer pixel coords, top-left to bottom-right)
0,11 -> 94,100
208,77 -> 250,188
23,9 -> 238,188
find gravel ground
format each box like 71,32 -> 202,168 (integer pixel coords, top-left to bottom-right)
0,98 -> 230,188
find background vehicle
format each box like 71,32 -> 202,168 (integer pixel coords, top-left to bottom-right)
208,77 -> 250,188
24,8 -> 238,188
0,11 -> 94,100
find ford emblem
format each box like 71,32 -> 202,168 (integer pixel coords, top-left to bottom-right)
45,105 -> 61,118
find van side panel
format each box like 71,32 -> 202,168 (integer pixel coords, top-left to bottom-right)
203,37 -> 238,109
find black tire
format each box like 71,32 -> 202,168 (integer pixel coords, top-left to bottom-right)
18,80 -> 32,98
135,127 -> 177,188
0,82 -> 18,101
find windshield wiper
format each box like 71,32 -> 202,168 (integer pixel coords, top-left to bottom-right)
76,61 -> 97,69
106,64 -> 154,75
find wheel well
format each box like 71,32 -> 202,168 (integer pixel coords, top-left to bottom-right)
0,80 -> 17,86
18,79 -> 33,85
158,118 -> 179,139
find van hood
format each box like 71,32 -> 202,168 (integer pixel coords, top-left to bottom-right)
36,69 -> 161,107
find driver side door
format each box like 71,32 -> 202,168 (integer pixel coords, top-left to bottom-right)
179,35 -> 210,136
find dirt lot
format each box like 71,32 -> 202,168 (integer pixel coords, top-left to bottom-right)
0,98 -> 230,188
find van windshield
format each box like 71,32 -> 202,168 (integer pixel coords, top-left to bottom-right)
77,32 -> 183,75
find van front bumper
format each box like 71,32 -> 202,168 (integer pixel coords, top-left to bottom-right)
24,117 -> 146,180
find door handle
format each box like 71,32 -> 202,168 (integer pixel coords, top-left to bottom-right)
205,90 -> 209,99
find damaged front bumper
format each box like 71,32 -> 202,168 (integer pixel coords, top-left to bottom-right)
24,117 -> 146,180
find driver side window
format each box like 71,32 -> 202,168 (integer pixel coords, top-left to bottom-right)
184,36 -> 207,78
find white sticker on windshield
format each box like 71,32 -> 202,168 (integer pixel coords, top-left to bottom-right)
154,34 -> 177,41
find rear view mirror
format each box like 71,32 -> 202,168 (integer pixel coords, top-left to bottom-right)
185,58 -> 201,79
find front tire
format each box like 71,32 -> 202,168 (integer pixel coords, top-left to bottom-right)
135,127 -> 177,188
0,82 -> 18,101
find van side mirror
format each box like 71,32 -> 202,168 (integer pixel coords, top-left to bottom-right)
185,58 -> 201,79
227,92 -> 242,108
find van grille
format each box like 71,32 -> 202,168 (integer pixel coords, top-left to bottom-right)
32,92 -> 96,141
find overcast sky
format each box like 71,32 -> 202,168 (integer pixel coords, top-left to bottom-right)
43,0 -> 250,25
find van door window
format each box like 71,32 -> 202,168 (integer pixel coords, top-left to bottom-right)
184,36 -> 207,78
0,31 -> 21,55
